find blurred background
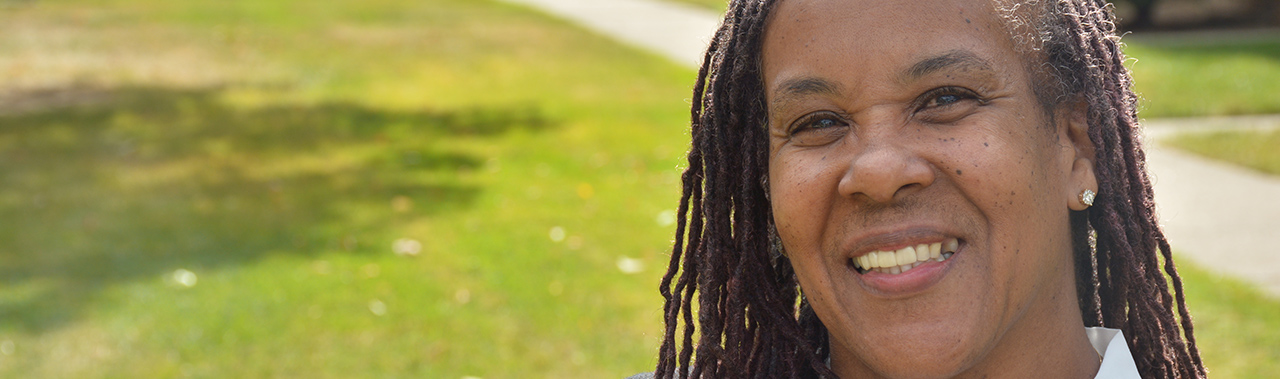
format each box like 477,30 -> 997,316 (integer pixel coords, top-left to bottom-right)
0,0 -> 1276,377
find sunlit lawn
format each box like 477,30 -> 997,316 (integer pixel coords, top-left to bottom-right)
0,0 -> 689,377
666,0 -> 727,12
1134,33 -> 1280,181
1127,33 -> 1280,117
0,0 -> 1278,378
1179,257 -> 1280,378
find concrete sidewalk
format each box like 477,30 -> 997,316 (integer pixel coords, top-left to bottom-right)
1145,116 -> 1280,296
501,0 -> 721,67
504,0 -> 1280,297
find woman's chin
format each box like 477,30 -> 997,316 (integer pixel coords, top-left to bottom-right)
832,324 -> 983,379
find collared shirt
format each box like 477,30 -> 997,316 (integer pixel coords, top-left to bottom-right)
1086,327 -> 1141,379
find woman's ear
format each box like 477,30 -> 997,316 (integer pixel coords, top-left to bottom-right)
1062,100 -> 1098,211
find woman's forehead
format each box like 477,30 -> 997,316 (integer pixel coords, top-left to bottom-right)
761,0 -> 1027,94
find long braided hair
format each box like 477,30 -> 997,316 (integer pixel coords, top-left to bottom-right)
654,0 -> 1207,378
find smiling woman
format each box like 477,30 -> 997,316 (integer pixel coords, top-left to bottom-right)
642,0 -> 1207,378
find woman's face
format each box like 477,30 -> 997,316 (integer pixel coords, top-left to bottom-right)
763,0 -> 1096,376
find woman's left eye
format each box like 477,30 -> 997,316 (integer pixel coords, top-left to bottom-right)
920,87 -> 978,109
915,86 -> 985,122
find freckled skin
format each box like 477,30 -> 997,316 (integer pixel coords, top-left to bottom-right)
762,0 -> 1101,378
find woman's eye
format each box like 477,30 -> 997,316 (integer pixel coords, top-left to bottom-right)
915,87 -> 984,123
786,112 -> 848,146
921,88 -> 975,109
790,112 -> 847,133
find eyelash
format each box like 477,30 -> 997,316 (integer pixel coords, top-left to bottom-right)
915,86 -> 985,112
789,111 -> 847,135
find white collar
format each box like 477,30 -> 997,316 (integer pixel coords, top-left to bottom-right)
1085,327 -> 1142,379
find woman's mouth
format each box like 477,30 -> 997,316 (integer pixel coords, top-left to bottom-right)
851,238 -> 959,275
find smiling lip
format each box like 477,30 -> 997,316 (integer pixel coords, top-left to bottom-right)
842,228 -> 963,297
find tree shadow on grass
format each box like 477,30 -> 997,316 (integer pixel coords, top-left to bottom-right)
0,86 -> 553,333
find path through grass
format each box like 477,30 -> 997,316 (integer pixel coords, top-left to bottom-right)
1164,129 -> 1280,175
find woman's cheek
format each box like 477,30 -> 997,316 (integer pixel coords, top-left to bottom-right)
771,152 -> 840,240
775,152 -> 838,202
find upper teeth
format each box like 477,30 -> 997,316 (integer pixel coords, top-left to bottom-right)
853,238 -> 958,275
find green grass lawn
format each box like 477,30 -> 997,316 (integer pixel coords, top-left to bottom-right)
0,0 -> 691,377
1164,130 -> 1280,175
1179,257 -> 1280,378
0,0 -> 1278,378
1126,33 -> 1280,117
666,0 -> 727,12
1138,32 -> 1280,178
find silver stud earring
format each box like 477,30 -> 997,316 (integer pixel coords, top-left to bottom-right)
1080,189 -> 1096,207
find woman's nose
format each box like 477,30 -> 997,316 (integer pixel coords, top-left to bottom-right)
836,141 -> 935,203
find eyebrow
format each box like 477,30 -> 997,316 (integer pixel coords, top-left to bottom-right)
768,77 -> 841,120
773,77 -> 840,101
901,50 -> 994,82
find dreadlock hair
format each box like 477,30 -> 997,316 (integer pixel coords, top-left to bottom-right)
654,0 -> 1208,378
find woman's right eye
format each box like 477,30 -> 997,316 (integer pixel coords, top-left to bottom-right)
787,112 -> 849,145
791,112 -> 847,133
